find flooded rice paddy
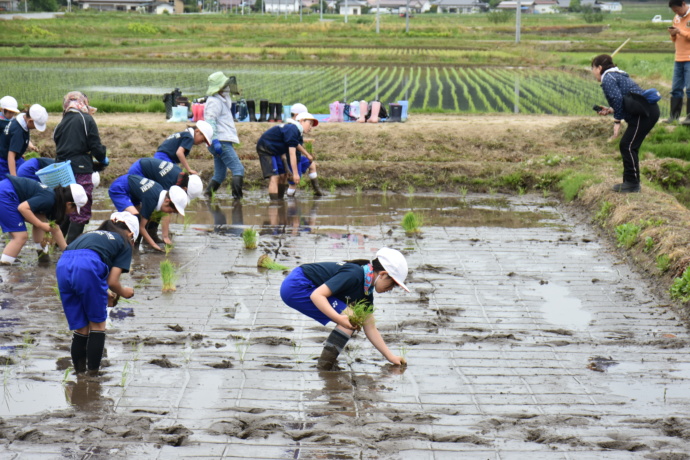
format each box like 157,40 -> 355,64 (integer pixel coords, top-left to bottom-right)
0,191 -> 689,458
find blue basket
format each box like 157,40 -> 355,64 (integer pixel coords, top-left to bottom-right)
36,161 -> 76,188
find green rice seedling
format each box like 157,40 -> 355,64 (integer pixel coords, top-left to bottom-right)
399,345 -> 409,366
52,284 -> 61,302
183,213 -> 193,231
61,367 -> 74,385
120,361 -> 131,387
242,228 -> 258,249
381,182 -> 389,195
19,332 -> 36,361
615,223 -> 641,249
257,254 -> 288,271
235,340 -> 251,363
670,266 -> 690,302
517,186 -> 526,196
401,211 -> 423,234
329,183 -> 336,194
160,259 -> 178,292
657,254 -> 671,273
347,298 -> 374,330
644,236 -> 654,253
164,244 -> 174,257
459,186 -> 468,198
407,185 -> 415,195
355,184 -> 362,195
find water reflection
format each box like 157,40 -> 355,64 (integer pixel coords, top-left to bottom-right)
64,375 -> 113,413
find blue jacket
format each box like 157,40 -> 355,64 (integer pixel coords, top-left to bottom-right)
600,68 -> 644,122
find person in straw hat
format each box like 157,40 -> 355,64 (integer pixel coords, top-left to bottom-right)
203,71 -> 245,200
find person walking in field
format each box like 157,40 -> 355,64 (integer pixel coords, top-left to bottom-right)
0,176 -> 87,265
203,72 -> 245,200
57,211 -> 137,375
153,120 -> 213,175
0,104 -> 48,178
592,54 -> 660,193
280,247 -> 409,370
53,91 -> 108,244
667,0 -> 690,123
108,174 -> 188,251
256,112 -> 318,200
284,103 -> 324,197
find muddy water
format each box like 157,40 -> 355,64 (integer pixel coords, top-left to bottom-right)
1,191 -> 689,458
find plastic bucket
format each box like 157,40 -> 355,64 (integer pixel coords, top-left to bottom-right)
36,160 -> 76,187
171,106 -> 188,122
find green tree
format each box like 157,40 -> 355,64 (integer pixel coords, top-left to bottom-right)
488,0 -> 502,8
29,0 -> 58,11
569,0 -> 581,12
582,5 -> 604,23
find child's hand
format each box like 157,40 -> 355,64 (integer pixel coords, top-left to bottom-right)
338,315 -> 357,331
389,355 -> 406,366
121,287 -> 134,299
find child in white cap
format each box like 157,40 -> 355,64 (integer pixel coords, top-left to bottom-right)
56,211 -> 137,375
280,247 -> 410,370
0,95 -> 20,132
153,120 -> 212,176
282,104 -> 324,197
108,174 -> 188,251
0,104 -> 48,178
0,176 -> 86,265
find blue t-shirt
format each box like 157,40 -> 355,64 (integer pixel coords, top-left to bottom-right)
300,262 -> 372,305
66,230 -> 132,272
0,117 -> 30,160
257,124 -> 302,157
137,158 -> 182,190
156,130 -> 194,163
127,174 -> 164,220
7,175 -> 56,217
0,117 -> 9,133
17,157 -> 56,181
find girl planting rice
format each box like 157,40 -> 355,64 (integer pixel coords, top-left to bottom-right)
57,211 -> 137,375
280,247 -> 409,370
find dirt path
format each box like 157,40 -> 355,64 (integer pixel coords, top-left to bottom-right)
0,192 -> 688,458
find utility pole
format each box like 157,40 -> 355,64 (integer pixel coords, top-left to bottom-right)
344,0 -> 348,23
405,0 -> 410,33
515,0 -> 521,43
376,0 -> 380,33
320,0 -> 322,20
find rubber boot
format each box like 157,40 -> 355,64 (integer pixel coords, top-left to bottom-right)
145,220 -> 163,245
336,102 -> 345,122
310,178 -> 324,196
231,102 -> 238,122
259,99 -> 269,122
247,99 -> 257,122
231,175 -> 244,200
205,179 -> 221,197
682,99 -> 690,126
388,104 -> 403,122
275,102 -> 283,122
368,101 -> 381,123
317,328 -> 350,371
65,222 -> 86,245
358,101 -> 367,123
267,102 -> 276,122
666,97 -> 683,123
269,193 -> 282,201
277,183 -> 287,199
328,102 -> 338,122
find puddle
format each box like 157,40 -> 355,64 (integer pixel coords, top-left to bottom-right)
0,380 -> 71,416
535,282 -> 593,330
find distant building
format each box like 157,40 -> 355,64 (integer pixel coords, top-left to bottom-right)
263,0 -> 300,12
366,0 -> 431,14
554,0 -> 596,10
0,0 -> 20,11
597,1 -> 621,12
75,0 -> 176,12
339,0 -> 368,15
434,0 -> 487,14
533,0 -> 557,13
497,0 -> 535,13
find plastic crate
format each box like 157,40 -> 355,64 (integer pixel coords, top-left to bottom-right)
36,160 -> 76,188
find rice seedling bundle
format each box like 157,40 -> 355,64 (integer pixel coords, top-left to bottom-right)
257,254 -> 288,271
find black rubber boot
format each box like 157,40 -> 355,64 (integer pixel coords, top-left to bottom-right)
145,220 -> 163,245
86,331 -> 106,374
269,193 -> 282,201
231,175 -> 244,200
259,100 -> 269,122
247,99 -> 257,122
277,183 -> 287,199
204,179 -> 221,197
310,178 -> 324,196
71,332 -> 89,374
65,222 -> 85,245
274,102 -> 283,122
682,99 -> 690,126
231,102 -> 238,122
317,328 -> 350,370
388,104 -> 403,122
612,182 -> 641,193
666,97 -> 683,123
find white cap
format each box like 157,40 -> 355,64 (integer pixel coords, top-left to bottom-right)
168,185 -> 188,216
376,248 -> 409,292
28,104 -> 48,132
110,211 -> 139,241
291,103 -> 308,115
68,183 -> 88,215
295,112 -> 319,127
0,96 -> 19,113
187,174 -> 203,200
91,171 -> 100,188
196,120 -> 213,145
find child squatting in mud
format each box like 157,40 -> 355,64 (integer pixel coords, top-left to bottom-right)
280,248 -> 409,370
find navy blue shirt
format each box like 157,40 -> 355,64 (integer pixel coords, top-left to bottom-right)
257,124 -> 302,157
137,158 -> 182,189
66,230 -> 132,272
300,262 -> 372,306
600,69 -> 644,122
17,157 -> 55,182
0,117 -> 30,160
0,117 -> 9,133
127,174 -> 164,220
156,130 -> 194,163
7,175 -> 56,217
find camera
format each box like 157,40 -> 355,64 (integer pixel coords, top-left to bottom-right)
592,105 -> 604,112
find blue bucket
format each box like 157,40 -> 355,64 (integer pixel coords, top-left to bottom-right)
36,161 -> 76,188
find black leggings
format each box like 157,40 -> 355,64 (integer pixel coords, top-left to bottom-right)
619,104 -> 660,184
